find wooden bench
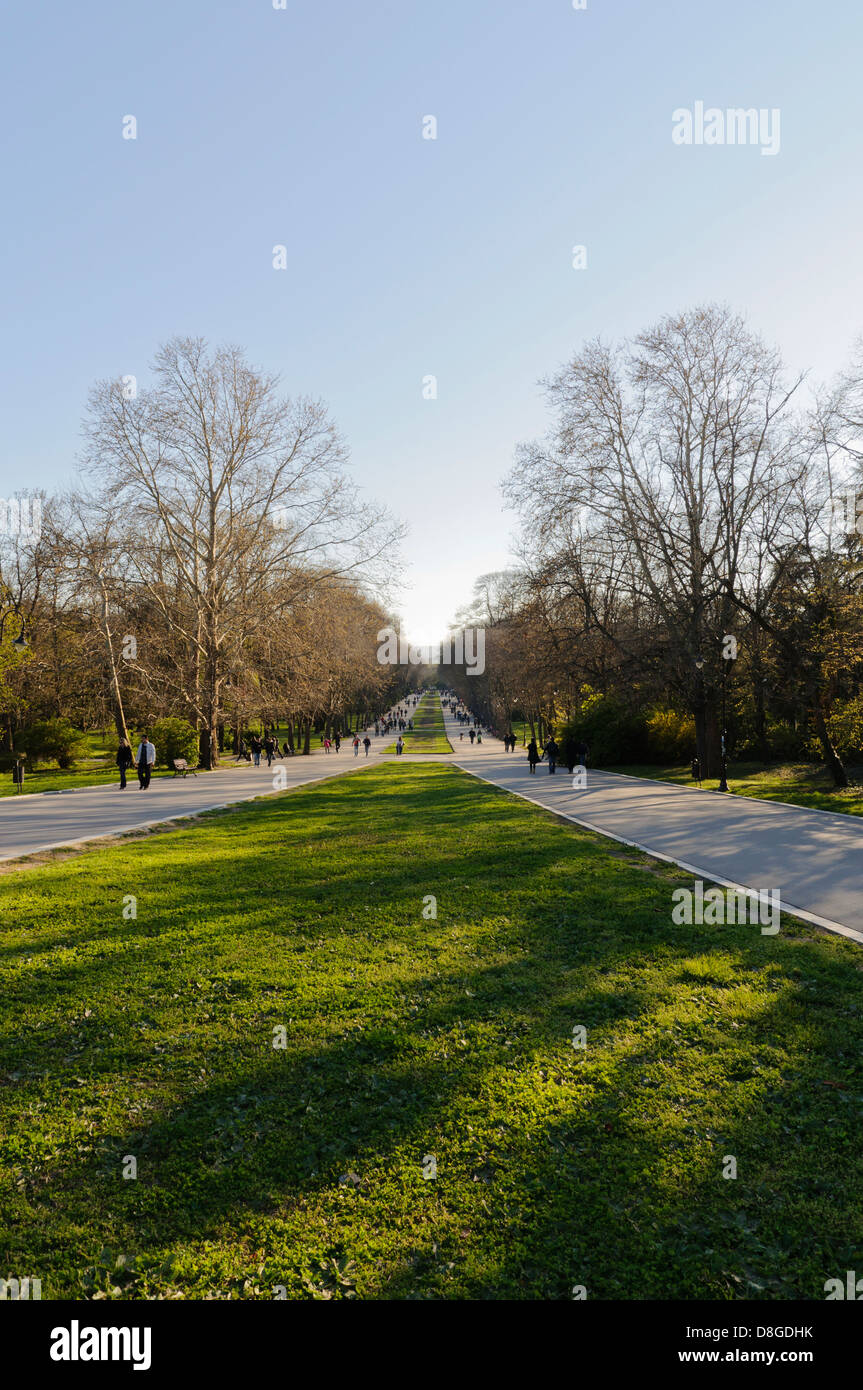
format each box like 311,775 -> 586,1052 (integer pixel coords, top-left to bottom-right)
172,758 -> 197,777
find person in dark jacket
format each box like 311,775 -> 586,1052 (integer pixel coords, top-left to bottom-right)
562,735 -> 578,774
545,736 -> 559,774
527,738 -> 539,773
116,738 -> 133,789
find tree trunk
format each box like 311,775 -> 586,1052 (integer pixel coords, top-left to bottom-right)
812,701 -> 848,788
705,706 -> 721,780
97,582 -> 129,742
693,678 -> 708,779
753,676 -> 768,763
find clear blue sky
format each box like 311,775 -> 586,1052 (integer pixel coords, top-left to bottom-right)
2,0 -> 861,639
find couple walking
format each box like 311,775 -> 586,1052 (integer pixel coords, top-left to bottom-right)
526,736 -> 559,774
116,735 -> 155,789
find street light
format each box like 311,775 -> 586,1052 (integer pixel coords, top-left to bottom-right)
12,626 -> 27,651
718,638 -> 737,794
695,648 -> 733,792
692,656 -> 706,782
718,672 -> 729,793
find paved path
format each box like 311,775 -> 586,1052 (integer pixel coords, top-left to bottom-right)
442,707 -> 863,943
0,742 -> 391,863
3,693 -> 862,945
0,693 -> 439,863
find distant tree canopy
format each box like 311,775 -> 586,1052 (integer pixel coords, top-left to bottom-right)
0,338 -> 409,765
448,307 -> 863,785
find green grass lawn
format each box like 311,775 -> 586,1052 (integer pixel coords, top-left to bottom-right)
1,761 -> 861,1300
603,761 -> 863,818
384,692 -> 453,754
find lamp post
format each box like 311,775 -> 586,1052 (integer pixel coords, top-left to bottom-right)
695,647 -> 733,792
694,655 -> 705,783
12,625 -> 27,651
718,637 -> 737,794
718,664 -> 729,793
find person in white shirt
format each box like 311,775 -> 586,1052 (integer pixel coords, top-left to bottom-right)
135,734 -> 156,789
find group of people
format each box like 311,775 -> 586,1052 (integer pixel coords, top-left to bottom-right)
233,693 -> 427,767
115,735 -> 156,789
321,733 -> 372,756
236,733 -> 293,766
457,726 -> 483,744
114,695 -> 431,788
525,734 -> 589,774
381,716 -> 412,733
378,696 -> 419,735
442,693 -> 592,779
452,710 -> 479,726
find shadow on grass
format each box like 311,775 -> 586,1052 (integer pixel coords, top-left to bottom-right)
1,763 -> 862,1299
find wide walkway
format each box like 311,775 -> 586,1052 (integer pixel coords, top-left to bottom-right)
0,692 -> 442,863
443,706 -> 863,943
0,740 -> 391,863
4,694 -> 862,945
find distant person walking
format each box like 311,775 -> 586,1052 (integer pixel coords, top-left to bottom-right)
250,734 -> 262,767
116,738 -> 133,789
363,736 -> 371,756
527,738 -> 539,773
545,736 -> 559,774
353,735 -> 360,756
469,728 -> 476,744
562,735 -> 578,774
135,734 -> 155,789
265,735 -> 275,767
396,735 -> 404,756
334,733 -> 341,752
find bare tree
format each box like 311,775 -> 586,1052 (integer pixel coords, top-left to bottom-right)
82,337 -> 402,767
507,305 -> 810,774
